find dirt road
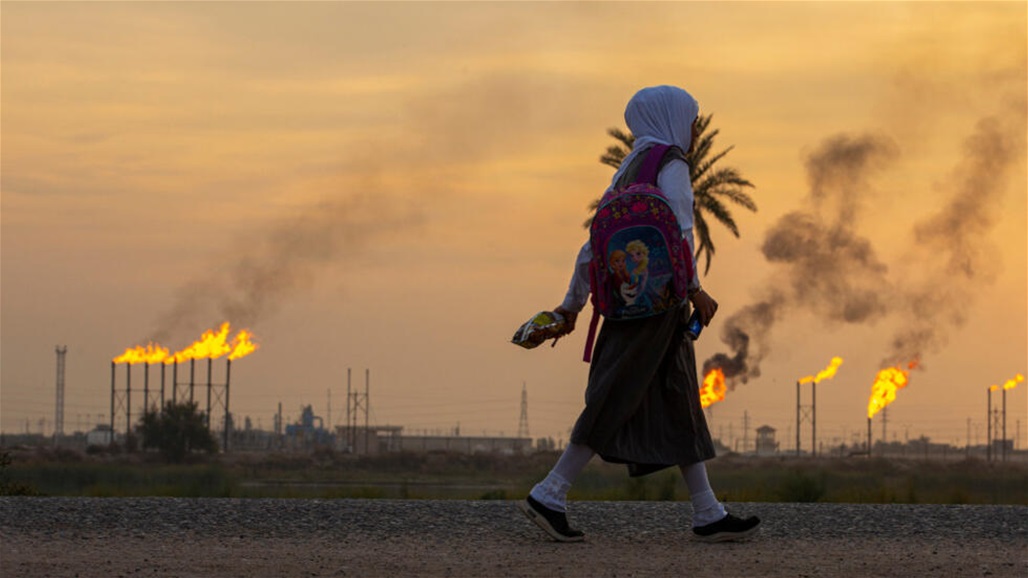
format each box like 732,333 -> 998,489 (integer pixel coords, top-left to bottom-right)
1,498 -> 1025,577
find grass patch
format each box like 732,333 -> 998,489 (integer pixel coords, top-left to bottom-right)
2,446 -> 1025,504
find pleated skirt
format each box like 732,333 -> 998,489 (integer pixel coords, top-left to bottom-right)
570,303 -> 717,476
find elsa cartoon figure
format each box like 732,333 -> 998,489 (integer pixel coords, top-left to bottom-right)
625,240 -> 650,307
607,249 -> 636,307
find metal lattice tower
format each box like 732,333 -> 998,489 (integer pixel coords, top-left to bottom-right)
54,346 -> 67,442
517,383 -> 529,439
795,381 -> 815,456
345,368 -> 370,453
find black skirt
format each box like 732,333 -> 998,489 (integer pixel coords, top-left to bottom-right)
570,303 -> 717,476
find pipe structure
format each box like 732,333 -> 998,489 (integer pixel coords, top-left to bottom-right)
812,381 -> 817,458
365,368 -> 370,455
347,368 -> 352,451
206,358 -> 213,429
987,387 -> 992,462
224,359 -> 232,451
795,381 -> 801,456
110,361 -> 116,445
125,363 -> 132,439
1002,388 -> 1007,462
143,363 -> 150,416
867,416 -> 872,458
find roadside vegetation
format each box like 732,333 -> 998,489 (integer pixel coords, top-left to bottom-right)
2,446 -> 1025,505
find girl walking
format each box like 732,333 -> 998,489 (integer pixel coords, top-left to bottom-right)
519,85 -> 760,543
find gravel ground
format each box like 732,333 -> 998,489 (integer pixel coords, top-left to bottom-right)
1,498 -> 1025,577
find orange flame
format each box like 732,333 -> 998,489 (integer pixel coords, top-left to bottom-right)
700,368 -> 727,408
867,361 -> 917,418
112,343 -> 170,365
228,329 -> 259,360
1002,373 -> 1024,391
113,322 -> 259,364
798,356 -> 844,385
166,322 -> 233,364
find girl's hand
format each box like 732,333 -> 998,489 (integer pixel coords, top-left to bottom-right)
553,306 -> 578,336
689,289 -> 718,325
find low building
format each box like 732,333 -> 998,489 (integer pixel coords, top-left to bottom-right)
755,425 -> 778,455
336,425 -> 532,456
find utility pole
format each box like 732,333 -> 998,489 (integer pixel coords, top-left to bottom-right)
346,368 -> 370,454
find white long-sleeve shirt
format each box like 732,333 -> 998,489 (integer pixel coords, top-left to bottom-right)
561,158 -> 699,313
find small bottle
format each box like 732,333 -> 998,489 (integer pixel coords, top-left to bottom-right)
686,309 -> 703,340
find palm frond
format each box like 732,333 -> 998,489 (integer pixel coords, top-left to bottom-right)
697,193 -> 741,238
692,210 -> 714,274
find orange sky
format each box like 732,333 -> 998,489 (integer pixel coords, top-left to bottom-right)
2,2 -> 1025,451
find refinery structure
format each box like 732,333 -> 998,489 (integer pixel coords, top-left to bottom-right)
9,327 -> 537,457
3,330 -> 1025,463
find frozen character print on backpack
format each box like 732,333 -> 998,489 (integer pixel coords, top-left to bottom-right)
608,249 -> 633,308
625,239 -> 650,310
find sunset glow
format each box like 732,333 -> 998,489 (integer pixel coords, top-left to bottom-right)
2,2 -> 1024,444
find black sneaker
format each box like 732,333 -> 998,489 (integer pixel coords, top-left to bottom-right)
518,495 -> 585,542
692,512 -> 761,543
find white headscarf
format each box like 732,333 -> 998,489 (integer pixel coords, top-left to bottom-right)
609,85 -> 699,189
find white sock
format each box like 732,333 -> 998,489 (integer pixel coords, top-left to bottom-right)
529,470 -> 572,512
529,443 -> 595,513
552,443 -> 595,482
680,462 -> 727,527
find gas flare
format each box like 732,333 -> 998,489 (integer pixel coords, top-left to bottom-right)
798,356 -> 844,385
700,368 -> 727,408
166,322 -> 233,364
113,322 -> 259,364
867,361 -> 917,418
1002,373 -> 1024,390
229,329 -> 258,360
112,343 -> 170,365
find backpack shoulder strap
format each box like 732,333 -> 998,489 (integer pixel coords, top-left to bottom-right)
617,145 -> 687,188
634,144 -> 670,185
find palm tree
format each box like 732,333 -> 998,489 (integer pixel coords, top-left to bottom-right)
591,114 -> 757,275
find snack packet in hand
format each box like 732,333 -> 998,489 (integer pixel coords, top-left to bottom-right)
511,311 -> 566,349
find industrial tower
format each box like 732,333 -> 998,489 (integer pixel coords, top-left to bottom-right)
54,346 -> 67,443
517,383 -> 529,439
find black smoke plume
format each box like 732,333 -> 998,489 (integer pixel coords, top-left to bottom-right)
703,134 -> 896,386
704,102 -> 1025,384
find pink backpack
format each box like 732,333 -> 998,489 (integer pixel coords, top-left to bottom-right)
583,144 -> 694,362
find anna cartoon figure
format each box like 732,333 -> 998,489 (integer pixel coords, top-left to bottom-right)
607,249 -> 635,307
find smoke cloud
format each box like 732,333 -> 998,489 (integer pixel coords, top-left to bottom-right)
145,72 -> 583,344
885,111 -> 1027,366
701,291 -> 784,386
704,134 -> 897,385
150,192 -> 422,343
703,84 -> 1026,384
